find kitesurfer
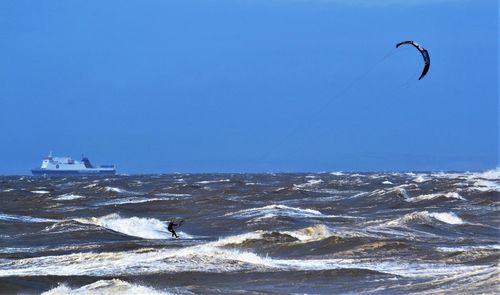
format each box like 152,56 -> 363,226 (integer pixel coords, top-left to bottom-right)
167,220 -> 180,238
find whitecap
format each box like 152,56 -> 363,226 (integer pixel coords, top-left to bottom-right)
0,213 -> 56,223
74,214 -> 192,240
0,243 -> 488,279
225,204 -> 349,220
405,192 -> 466,202
154,192 -> 191,197
467,179 -> 500,192
104,187 -> 140,194
41,279 -> 169,295
54,194 -> 85,201
428,212 -> 465,225
212,224 -> 332,247
98,196 -> 178,206
195,179 -> 231,184
293,179 -> 324,189
436,245 -> 500,252
387,211 -> 465,226
31,190 -> 50,194
330,172 -> 345,176
413,174 -> 431,183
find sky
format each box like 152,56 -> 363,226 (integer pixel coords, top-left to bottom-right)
0,0 -> 498,174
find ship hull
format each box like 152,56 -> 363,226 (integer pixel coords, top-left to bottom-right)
31,169 -> 116,176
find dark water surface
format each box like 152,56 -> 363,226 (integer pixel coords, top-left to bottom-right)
0,170 -> 498,294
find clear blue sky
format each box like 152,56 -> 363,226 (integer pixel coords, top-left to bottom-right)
0,0 -> 498,174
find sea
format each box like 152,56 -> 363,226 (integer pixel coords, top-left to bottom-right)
0,170 -> 498,294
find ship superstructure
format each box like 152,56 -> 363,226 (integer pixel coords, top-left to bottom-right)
31,153 -> 116,176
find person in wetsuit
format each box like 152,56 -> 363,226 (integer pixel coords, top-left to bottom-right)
167,220 -> 180,238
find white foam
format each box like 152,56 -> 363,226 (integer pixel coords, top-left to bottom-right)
387,211 -> 465,226
382,181 -> 393,185
211,232 -> 265,247
154,192 -> 191,197
104,187 -> 141,195
31,190 -> 50,194
283,224 -> 332,242
436,245 -> 500,252
54,194 -> 85,201
428,212 -> 465,225
405,192 -> 466,202
413,175 -> 431,183
293,179 -> 324,189
74,214 -> 192,239
41,279 -> 168,295
0,213 -> 56,223
467,179 -> 500,192
98,196 -> 178,206
469,168 -> 500,180
0,243 -> 488,279
330,172 -> 345,176
225,204 -> 348,220
195,179 -> 231,184
212,225 -> 332,247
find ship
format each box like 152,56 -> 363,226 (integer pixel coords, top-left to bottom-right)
31,152 -> 116,176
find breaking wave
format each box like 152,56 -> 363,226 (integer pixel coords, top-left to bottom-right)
195,179 -> 231,184
41,279 -> 168,295
54,194 -> 85,201
387,211 -> 466,226
97,196 -> 179,206
225,204 -> 352,220
0,213 -> 56,223
0,240 -> 489,279
404,192 -> 466,202
74,214 -> 191,239
31,190 -> 50,194
293,179 -> 324,189
104,187 -> 141,195
467,179 -> 500,192
212,224 -> 332,247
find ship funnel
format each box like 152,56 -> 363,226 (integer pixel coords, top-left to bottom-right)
82,156 -> 94,168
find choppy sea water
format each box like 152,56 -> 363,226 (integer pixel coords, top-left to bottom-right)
0,170 -> 498,294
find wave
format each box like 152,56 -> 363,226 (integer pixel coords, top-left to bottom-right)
330,172 -> 345,176
97,196 -> 179,206
428,168 -> 500,182
31,190 -> 50,194
413,174 -> 431,183
436,245 -> 500,252
212,225 -> 332,247
104,187 -> 141,195
74,214 -> 192,240
224,204 -> 352,220
41,279 -> 168,295
195,179 -> 231,184
54,194 -> 85,201
0,213 -> 56,223
293,179 -> 324,189
0,242 -> 489,279
467,179 -> 500,192
154,192 -> 191,197
404,192 -> 466,202
386,211 -> 466,226
469,168 -> 500,180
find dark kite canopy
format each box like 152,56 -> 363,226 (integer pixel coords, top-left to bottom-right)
396,41 -> 430,80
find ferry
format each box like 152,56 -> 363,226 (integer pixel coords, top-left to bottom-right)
31,153 -> 116,176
